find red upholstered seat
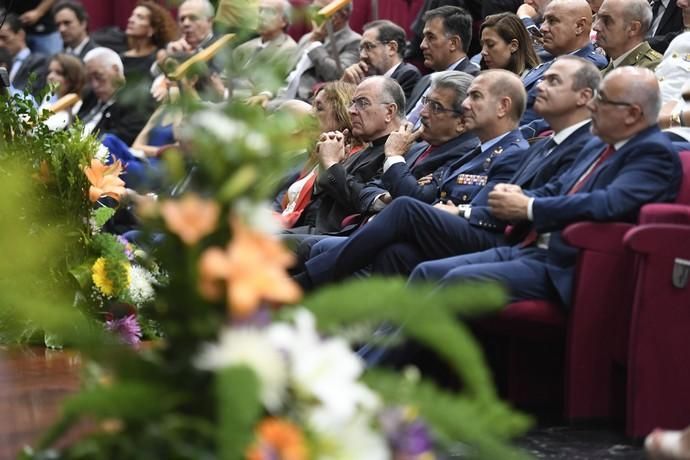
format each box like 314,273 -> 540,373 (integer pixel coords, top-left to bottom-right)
475,151 -> 690,434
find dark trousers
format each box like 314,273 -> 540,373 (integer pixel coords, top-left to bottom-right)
305,196 -> 504,285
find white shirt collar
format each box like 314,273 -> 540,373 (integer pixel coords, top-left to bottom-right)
553,119 -> 591,144
384,62 -> 401,78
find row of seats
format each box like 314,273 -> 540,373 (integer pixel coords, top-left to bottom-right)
474,150 -> 690,437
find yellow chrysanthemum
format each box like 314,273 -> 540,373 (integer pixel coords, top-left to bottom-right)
91,257 -> 131,297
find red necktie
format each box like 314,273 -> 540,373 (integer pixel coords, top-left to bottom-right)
516,144 -> 616,247
411,145 -> 436,169
568,144 -> 616,195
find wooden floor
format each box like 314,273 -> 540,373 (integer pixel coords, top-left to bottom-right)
0,347 -> 81,459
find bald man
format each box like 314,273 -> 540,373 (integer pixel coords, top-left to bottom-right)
412,67 -> 680,309
594,0 -> 662,76
295,70 -> 529,288
521,0 -> 607,126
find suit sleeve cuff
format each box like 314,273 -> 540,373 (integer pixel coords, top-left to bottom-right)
383,155 -> 405,173
527,197 -> 535,221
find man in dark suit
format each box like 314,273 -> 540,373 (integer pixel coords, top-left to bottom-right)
53,0 -> 97,60
412,66 -> 681,308
287,76 -> 405,236
0,12 -> 47,95
296,69 -> 529,285
520,0 -> 608,129
341,20 -> 421,100
406,6 -> 480,126
648,0 -> 685,53
78,47 -> 152,146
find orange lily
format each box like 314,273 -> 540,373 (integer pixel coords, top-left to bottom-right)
246,417 -> 308,460
83,159 -> 126,203
198,217 -> 301,318
160,194 -> 220,245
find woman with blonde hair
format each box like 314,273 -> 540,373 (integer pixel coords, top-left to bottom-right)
275,81 -> 360,230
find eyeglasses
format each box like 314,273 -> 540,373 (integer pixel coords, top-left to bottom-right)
359,41 -> 387,52
594,90 -> 636,109
350,97 -> 394,111
421,96 -> 463,115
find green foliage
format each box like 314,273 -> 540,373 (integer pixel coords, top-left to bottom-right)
92,207 -> 116,228
216,366 -> 262,460
302,277 -> 534,456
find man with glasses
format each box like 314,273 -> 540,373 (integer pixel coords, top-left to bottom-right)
411,66 -> 680,309
406,6 -> 480,127
295,70 -> 529,287
286,76 -> 404,237
341,20 -> 421,100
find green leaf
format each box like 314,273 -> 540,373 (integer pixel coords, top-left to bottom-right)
216,365 -> 262,460
92,207 -> 116,228
218,165 -> 258,201
69,262 -> 94,289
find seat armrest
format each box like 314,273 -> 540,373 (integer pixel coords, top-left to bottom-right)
624,223 -> 690,256
562,222 -> 634,253
638,203 -> 690,225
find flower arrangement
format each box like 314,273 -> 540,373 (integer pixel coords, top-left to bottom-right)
5,43 -> 532,459
0,89 -> 162,346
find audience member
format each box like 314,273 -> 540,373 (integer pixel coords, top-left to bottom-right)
341,20 -> 421,100
53,0 -> 97,60
648,0 -> 685,54
233,0 -> 296,69
479,12 -> 540,76
656,0 -> 690,104
406,6 -> 479,127
121,1 -> 177,85
41,53 -> 85,105
297,70 -> 529,286
594,0 -> 662,76
78,47 -> 152,145
278,0 -> 361,102
0,12 -> 48,95
411,67 -> 679,308
166,0 -> 216,55
275,81 -> 357,230
286,76 -> 403,236
359,71 -> 478,210
520,0 -> 606,127
1,0 -> 62,55
231,0 -> 296,97
516,0 -> 553,61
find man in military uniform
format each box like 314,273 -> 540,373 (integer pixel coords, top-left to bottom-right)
295,70 -> 529,287
594,0 -> 663,76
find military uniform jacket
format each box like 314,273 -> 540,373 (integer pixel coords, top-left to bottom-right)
436,129 -> 528,205
601,41 -> 663,76
358,131 -> 479,209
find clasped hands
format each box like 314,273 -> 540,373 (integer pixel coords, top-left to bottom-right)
488,183 -> 530,220
316,130 -> 349,169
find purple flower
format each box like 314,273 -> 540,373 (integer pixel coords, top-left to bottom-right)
116,235 -> 135,260
106,314 -> 142,345
380,408 -> 435,458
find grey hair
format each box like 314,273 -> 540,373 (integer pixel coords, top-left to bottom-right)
182,0 -> 215,19
616,68 -> 661,124
367,75 -> 405,119
430,70 -> 474,113
83,47 -> 124,78
279,0 -> 292,25
622,0 -> 653,35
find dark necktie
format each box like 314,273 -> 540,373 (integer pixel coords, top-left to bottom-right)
650,0 -> 661,18
513,136 -> 557,182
